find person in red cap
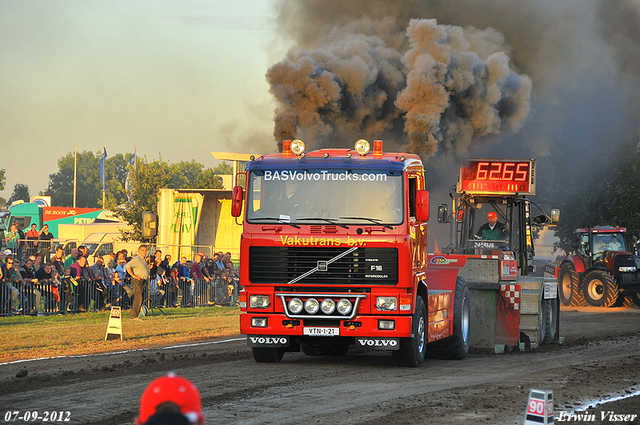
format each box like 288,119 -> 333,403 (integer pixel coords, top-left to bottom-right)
475,211 -> 506,240
136,372 -> 205,425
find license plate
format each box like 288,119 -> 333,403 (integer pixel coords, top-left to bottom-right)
303,327 -> 340,336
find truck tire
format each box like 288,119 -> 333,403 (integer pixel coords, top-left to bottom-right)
301,343 -> 350,356
425,277 -> 470,360
252,347 -> 284,363
558,264 -> 585,306
629,293 -> 640,307
540,298 -> 557,345
393,296 -> 427,367
583,270 -> 619,307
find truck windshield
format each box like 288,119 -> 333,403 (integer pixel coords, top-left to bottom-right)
246,169 -> 403,226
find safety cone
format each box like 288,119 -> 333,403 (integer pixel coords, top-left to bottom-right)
524,389 -> 553,424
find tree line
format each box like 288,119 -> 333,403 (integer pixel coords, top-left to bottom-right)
2,150 -> 232,240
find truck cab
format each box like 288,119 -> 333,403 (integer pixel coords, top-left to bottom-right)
233,139 -> 470,366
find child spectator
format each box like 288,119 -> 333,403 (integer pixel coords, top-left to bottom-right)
60,266 -> 78,312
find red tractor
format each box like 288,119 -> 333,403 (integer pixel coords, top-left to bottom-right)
550,226 -> 640,307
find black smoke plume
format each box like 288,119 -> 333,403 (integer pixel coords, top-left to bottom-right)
266,15 -> 531,159
268,1 -> 640,206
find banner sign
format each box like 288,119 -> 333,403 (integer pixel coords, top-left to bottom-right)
168,193 -> 204,258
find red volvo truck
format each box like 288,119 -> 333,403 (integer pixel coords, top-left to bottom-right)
231,139 -> 471,366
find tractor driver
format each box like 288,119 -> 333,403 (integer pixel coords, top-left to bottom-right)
594,235 -> 623,255
476,211 -> 506,240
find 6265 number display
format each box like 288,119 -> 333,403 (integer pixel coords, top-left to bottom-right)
458,159 -> 535,195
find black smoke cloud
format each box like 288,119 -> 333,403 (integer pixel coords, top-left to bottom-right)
266,15 -> 532,159
397,19 -> 531,157
268,0 -> 640,203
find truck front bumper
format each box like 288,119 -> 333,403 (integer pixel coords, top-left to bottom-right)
240,313 -> 414,341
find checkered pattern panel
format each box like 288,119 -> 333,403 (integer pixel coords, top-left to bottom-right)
500,284 -> 520,311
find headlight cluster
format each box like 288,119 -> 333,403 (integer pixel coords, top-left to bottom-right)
249,295 -> 270,309
287,297 -> 353,316
376,296 -> 398,311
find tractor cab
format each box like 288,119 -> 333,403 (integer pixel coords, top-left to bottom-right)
441,193 -> 541,276
576,228 -> 627,265
574,227 -> 629,265
438,159 -> 559,276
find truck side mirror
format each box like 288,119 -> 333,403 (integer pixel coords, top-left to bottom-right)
534,214 -> 548,225
231,186 -> 244,217
416,190 -> 429,223
437,203 -> 449,223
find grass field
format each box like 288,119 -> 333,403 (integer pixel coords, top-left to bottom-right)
0,306 -> 241,362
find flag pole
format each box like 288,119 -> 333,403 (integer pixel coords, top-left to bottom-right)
73,143 -> 77,208
102,143 -> 106,208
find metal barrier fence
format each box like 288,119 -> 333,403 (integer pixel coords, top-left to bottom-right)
0,277 -> 239,316
146,277 -> 238,310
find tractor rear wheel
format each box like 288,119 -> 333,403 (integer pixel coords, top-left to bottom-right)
613,294 -> 634,308
558,263 -> 585,306
583,270 -> 619,307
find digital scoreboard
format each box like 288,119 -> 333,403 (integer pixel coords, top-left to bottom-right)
457,159 -> 535,195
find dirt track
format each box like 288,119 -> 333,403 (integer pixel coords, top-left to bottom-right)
2,306 -> 640,425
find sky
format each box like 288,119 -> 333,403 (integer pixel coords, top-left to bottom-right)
0,0 -> 281,200
3,0 -> 640,209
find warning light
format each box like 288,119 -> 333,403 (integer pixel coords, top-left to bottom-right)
373,140 -> 383,156
282,140 -> 292,155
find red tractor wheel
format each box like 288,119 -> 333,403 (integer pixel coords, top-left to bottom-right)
558,264 -> 585,306
582,270 -> 619,307
613,294 -> 634,308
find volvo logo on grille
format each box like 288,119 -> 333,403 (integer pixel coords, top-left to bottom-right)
317,260 -> 328,271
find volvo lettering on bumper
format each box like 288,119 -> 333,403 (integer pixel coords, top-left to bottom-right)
356,338 -> 400,350
247,336 -> 290,347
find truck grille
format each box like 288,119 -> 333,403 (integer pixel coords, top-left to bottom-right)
249,247 -> 398,285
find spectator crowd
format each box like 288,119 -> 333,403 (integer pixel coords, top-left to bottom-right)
1,221 -> 239,316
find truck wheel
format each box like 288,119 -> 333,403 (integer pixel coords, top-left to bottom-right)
583,270 -> 619,307
540,298 -> 557,345
393,296 -> 427,367
252,347 -> 284,363
301,343 -> 350,356
558,264 -> 584,306
425,277 -> 470,360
